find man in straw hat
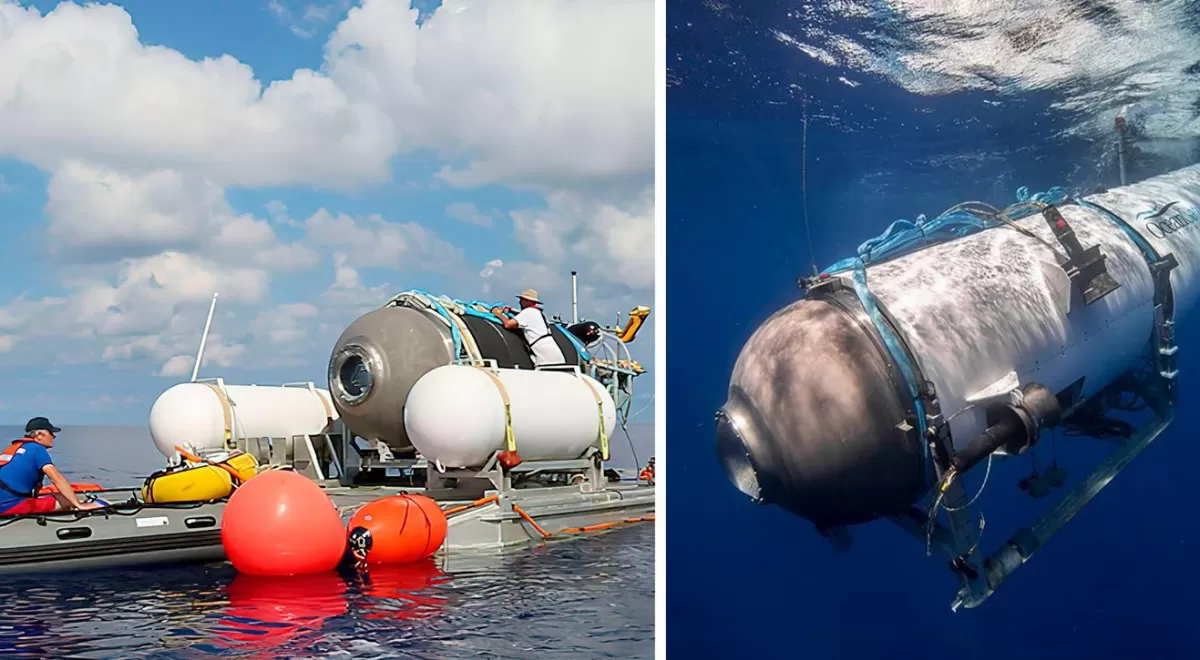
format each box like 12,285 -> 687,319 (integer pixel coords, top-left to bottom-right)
491,288 -> 567,367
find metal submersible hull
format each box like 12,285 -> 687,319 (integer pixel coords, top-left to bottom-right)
328,303 -> 583,452
717,163 -> 1200,607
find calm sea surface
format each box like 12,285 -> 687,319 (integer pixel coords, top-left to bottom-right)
0,425 -> 655,659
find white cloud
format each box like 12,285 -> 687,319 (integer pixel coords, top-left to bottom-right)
81,252 -> 269,337
509,186 -> 654,291
151,335 -> 248,378
331,251 -> 362,290
446,201 -> 493,227
0,252 -> 268,373
252,302 -> 319,346
159,355 -> 193,378
304,208 -> 465,271
45,161 -> 219,259
0,1 -> 395,188
324,0 -> 654,189
45,161 -> 321,269
0,295 -> 65,334
479,258 -> 503,278
320,250 -> 395,310
0,0 -> 653,192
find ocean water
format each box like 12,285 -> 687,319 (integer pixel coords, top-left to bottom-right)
669,1 -> 1200,658
0,425 -> 654,659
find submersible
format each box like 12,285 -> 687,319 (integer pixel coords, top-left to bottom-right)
716,163 -> 1200,608
328,299 -> 585,453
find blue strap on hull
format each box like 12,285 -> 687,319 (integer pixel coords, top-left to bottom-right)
815,185 -> 1071,487
845,262 -> 933,484
1073,198 -> 1162,263
398,289 -> 592,362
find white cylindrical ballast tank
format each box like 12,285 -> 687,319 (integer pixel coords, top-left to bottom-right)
404,365 -> 616,469
148,382 -> 337,458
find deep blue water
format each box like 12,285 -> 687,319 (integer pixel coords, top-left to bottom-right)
0,425 -> 654,659
668,2 -> 1200,658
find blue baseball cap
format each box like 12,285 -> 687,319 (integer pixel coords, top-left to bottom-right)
25,417 -> 61,434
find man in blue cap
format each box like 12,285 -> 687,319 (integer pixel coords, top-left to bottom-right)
0,417 -> 101,515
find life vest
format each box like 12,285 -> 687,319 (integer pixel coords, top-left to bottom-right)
0,438 -> 33,465
0,438 -> 41,499
639,459 -> 655,483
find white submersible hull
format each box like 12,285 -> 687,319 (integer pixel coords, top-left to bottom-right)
718,163 -> 1200,608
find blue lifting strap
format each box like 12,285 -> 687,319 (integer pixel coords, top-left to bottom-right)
817,185 -> 1072,485
843,262 -> 934,484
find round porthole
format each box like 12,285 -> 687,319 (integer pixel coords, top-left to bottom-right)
330,344 -> 378,406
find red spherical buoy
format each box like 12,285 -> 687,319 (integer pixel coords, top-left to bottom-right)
221,469 -> 346,576
346,494 -> 448,566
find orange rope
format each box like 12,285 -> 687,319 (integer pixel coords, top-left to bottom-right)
173,445 -> 244,483
514,505 -> 653,539
559,514 -> 655,535
511,504 -> 552,538
442,494 -> 498,517
438,493 -> 655,539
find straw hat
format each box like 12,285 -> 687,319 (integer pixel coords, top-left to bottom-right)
516,288 -> 543,305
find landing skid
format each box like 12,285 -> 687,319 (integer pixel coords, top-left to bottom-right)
952,409 -> 1169,610
885,372 -> 1174,611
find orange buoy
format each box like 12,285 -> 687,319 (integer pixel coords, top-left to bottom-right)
346,494 -> 448,566
221,469 -> 346,576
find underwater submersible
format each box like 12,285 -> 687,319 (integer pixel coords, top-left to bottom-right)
716,163 -> 1200,609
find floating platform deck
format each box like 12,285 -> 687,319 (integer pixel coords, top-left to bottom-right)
0,478 -> 656,576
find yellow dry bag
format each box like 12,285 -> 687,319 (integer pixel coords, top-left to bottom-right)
140,451 -> 260,504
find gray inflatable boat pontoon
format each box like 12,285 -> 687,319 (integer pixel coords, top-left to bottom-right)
0,488 -> 226,575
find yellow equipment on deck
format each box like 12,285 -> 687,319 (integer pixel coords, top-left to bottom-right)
617,306 -> 651,343
141,451 -> 259,504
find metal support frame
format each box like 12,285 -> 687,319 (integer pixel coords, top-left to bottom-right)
233,431 -> 343,484
426,446 -> 606,494
332,408 -> 611,496
886,375 -> 988,601
952,407 -> 1171,610
887,369 -> 1174,610
584,335 -> 640,424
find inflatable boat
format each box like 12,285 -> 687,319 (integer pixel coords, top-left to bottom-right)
0,487 -> 227,575
0,452 -> 252,575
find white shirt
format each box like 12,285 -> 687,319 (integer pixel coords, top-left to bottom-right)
514,306 -> 566,366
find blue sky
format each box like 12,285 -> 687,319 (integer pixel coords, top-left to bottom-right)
0,0 -> 655,425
